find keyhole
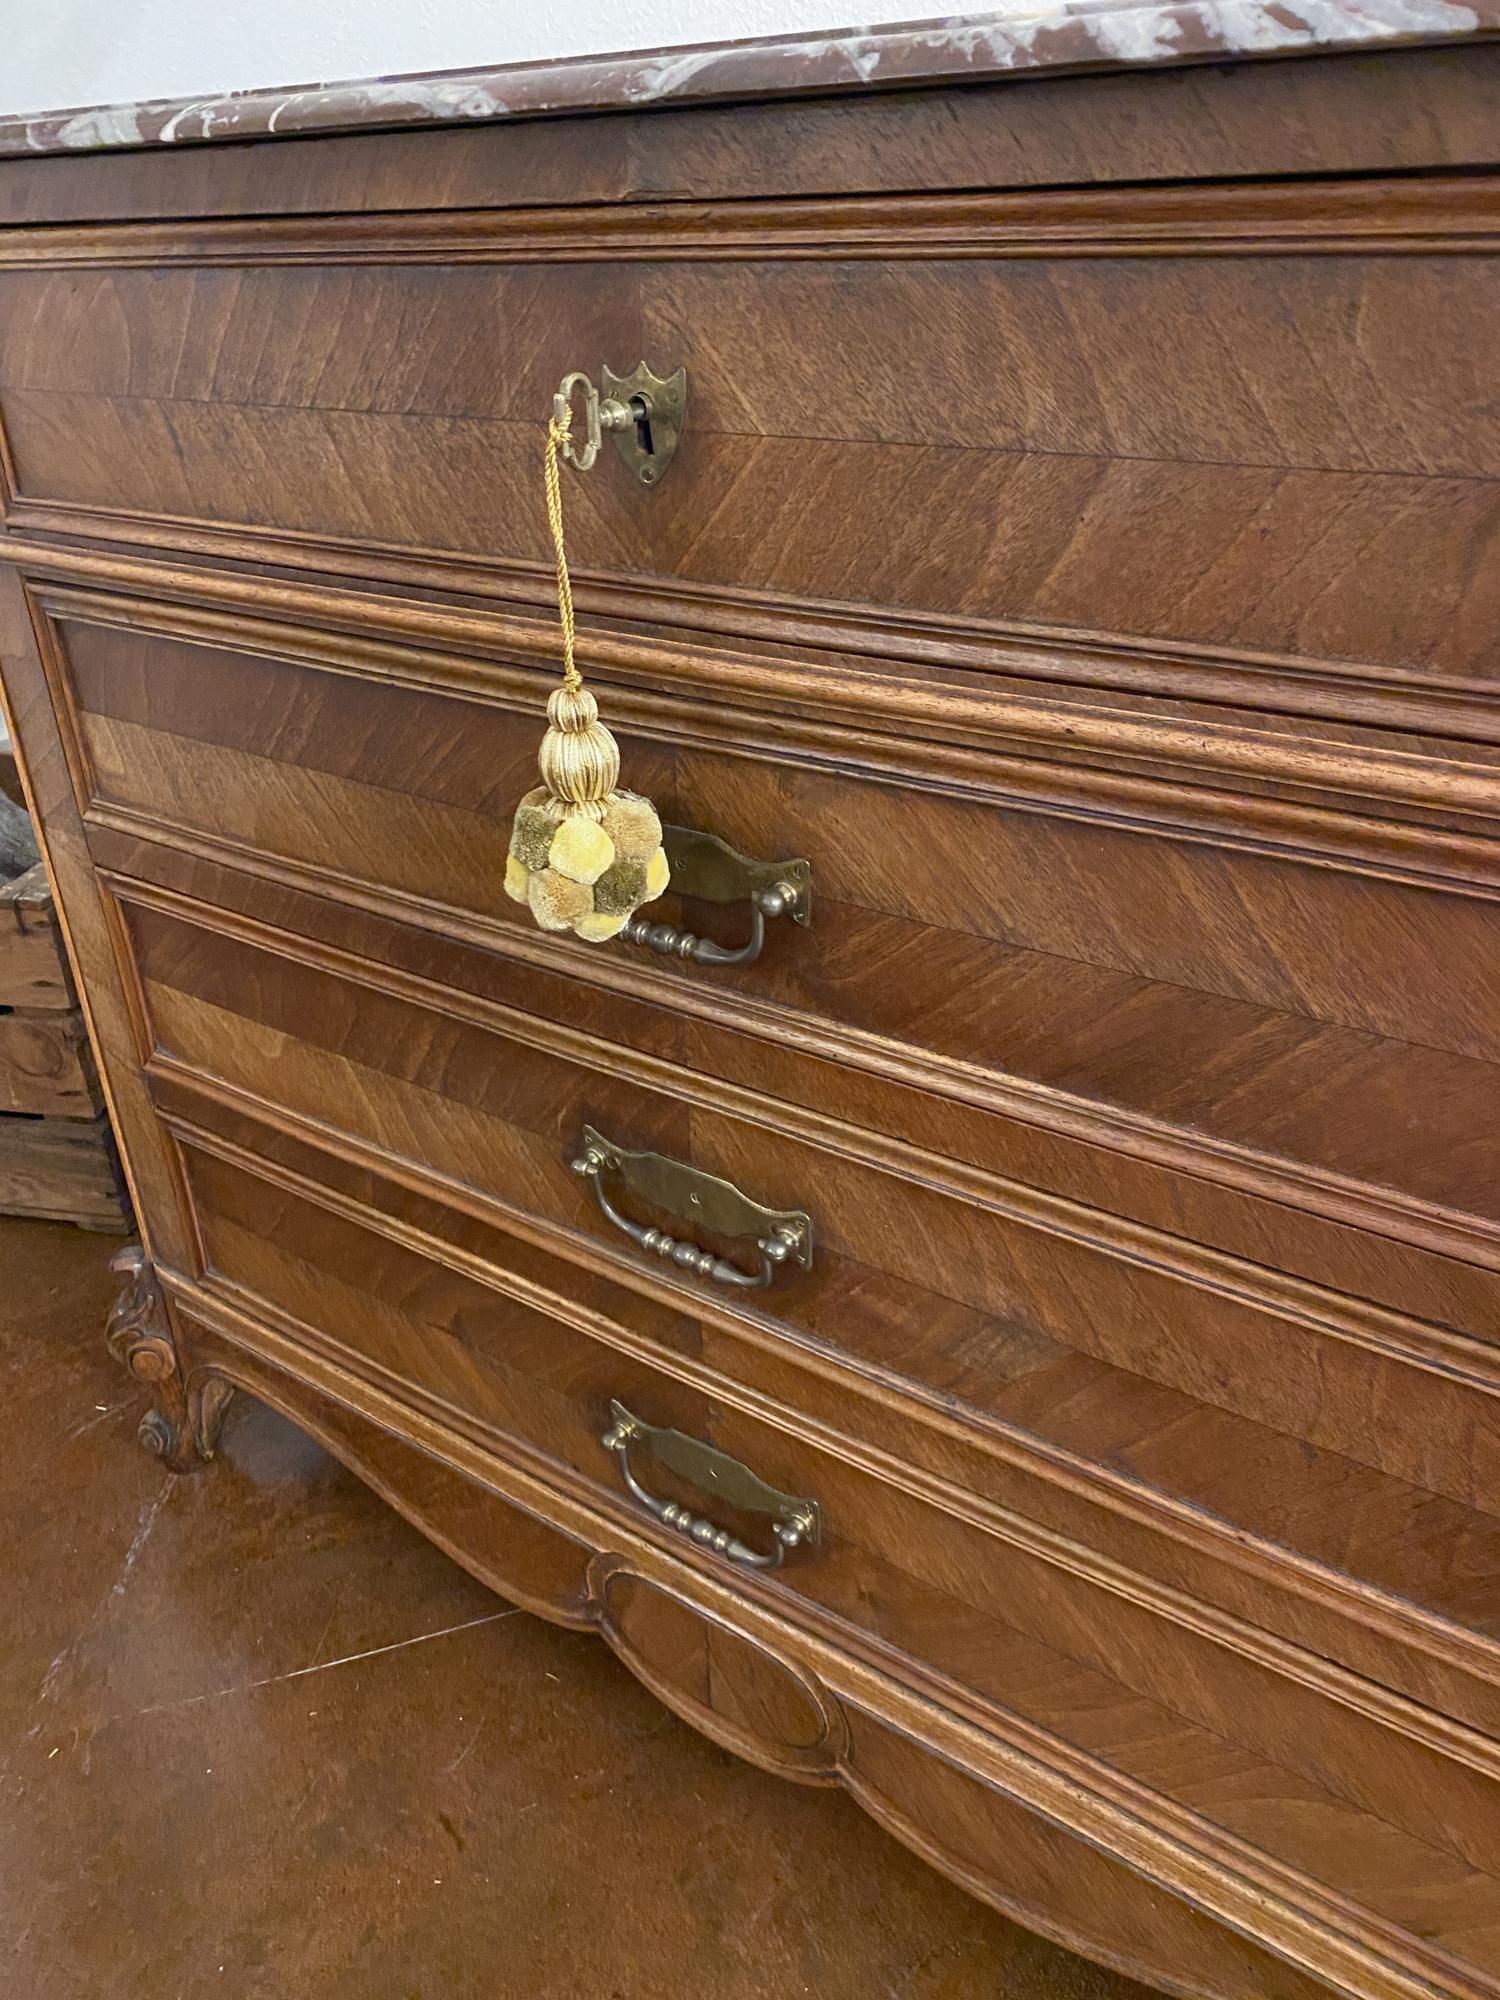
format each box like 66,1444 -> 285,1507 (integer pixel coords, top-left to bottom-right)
630,394 -> 657,481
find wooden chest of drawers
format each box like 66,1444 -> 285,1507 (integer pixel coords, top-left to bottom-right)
3,24 -> 1499,1997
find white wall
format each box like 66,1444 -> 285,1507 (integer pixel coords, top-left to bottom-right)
3,2 -> 935,118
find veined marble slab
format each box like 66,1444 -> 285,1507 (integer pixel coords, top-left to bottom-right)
1,0 -> 1495,156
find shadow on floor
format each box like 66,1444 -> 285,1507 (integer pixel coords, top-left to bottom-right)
0,1216 -> 1159,1999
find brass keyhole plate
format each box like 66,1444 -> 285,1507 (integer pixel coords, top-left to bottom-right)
602,362 -> 687,486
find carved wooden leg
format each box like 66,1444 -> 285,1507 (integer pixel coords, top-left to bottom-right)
106,1245 -> 231,1470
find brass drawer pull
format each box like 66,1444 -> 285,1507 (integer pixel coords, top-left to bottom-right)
601,1400 -> 821,1569
571,1125 -> 813,1291
624,825 -> 811,969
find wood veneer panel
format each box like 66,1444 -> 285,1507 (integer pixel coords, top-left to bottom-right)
62,611 -> 1500,845
12,390 -> 1498,683
6,218 -> 1500,679
836,1715 -> 1338,2000
2,253 -> 1493,473
66,624 -> 597,821
0,266 -> 616,417
78,709 -> 1500,1076
51,594 -> 1500,792
18,401 -> 1500,681
671,752 -> 1500,1066
61,624 -> 1500,1069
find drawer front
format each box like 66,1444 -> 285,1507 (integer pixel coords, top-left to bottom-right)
168,1122 -> 1500,1993
42,592 -> 1500,1350
3,199 -> 1498,692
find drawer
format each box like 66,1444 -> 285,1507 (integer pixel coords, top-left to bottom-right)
48,590 -> 1500,1350
166,1118 -> 1500,1987
3,220 -> 1497,688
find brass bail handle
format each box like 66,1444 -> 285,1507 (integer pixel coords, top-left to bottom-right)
600,1401 -> 822,1572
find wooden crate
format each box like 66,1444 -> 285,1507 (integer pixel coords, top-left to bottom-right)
0,856 -> 131,1230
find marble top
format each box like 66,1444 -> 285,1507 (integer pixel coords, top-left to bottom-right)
0,0 -> 1494,156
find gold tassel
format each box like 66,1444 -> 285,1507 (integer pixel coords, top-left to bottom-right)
505,406 -> 670,942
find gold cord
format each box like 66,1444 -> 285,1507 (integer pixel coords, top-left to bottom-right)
508,386 -> 670,936
536,403 -> 620,815
544,412 -> 581,692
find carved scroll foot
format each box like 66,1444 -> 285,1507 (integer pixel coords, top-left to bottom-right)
106,1245 -> 231,1471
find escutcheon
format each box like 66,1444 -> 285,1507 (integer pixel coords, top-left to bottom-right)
600,361 -> 687,485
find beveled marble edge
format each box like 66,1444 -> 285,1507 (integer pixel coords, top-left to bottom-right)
1,0 -> 1495,156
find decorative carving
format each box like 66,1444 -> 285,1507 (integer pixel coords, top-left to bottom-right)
106,1244 -> 230,1469
587,1558 -> 845,1783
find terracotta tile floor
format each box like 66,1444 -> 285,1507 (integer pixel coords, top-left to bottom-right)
0,1216 -> 1158,1999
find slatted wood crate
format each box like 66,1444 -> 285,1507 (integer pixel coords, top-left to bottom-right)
0,851 -> 130,1230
